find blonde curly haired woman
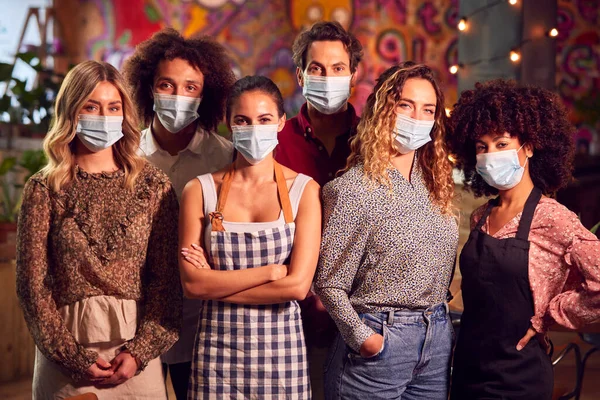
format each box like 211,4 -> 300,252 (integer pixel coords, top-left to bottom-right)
16,60 -> 181,399
315,62 -> 458,400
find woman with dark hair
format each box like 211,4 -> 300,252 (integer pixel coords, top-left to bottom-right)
16,60 -> 180,398
123,28 -> 235,397
448,79 -> 600,399
178,75 -> 321,399
314,62 -> 458,399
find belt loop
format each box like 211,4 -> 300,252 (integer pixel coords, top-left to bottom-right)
387,311 -> 394,326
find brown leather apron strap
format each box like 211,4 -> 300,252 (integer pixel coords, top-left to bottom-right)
209,164 -> 234,232
274,161 -> 294,224
209,161 -> 293,232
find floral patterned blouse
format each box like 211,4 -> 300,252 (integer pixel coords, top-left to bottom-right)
472,196 -> 600,333
16,162 -> 181,380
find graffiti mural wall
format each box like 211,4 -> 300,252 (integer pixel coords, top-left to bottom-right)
78,0 -> 459,115
556,0 -> 600,155
75,0 -> 598,152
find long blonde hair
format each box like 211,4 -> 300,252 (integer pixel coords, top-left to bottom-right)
41,60 -> 145,192
346,62 -> 455,215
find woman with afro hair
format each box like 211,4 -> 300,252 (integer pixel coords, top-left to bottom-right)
448,79 -> 600,400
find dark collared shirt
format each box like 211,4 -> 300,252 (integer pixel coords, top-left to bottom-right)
275,103 -> 360,186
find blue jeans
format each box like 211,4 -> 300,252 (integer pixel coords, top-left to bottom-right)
324,303 -> 453,400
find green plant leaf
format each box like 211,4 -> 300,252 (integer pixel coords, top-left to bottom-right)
16,51 -> 38,66
591,221 -> 600,235
19,149 -> 47,180
0,95 -> 11,112
11,78 -> 27,97
0,157 -> 17,175
1,180 -> 16,221
0,62 -> 14,80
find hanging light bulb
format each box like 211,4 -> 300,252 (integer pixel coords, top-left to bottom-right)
509,0 -> 518,5
548,28 -> 559,37
449,65 -> 459,74
458,18 -> 467,31
510,50 -> 521,62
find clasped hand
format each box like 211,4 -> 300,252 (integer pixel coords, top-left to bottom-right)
85,350 -> 140,386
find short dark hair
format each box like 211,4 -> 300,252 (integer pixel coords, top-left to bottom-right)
448,79 -> 575,197
226,76 -> 285,122
122,28 -> 236,132
292,21 -> 363,73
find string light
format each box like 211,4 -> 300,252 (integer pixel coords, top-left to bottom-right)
509,50 -> 521,62
457,0 -> 520,32
455,0 -> 559,69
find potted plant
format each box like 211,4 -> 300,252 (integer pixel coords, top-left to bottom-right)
0,149 -> 47,244
0,51 -> 63,146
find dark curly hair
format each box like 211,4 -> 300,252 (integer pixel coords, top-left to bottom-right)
448,79 -> 575,197
292,21 -> 363,73
122,28 -> 236,132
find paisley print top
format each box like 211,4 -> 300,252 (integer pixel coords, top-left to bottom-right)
16,162 -> 181,379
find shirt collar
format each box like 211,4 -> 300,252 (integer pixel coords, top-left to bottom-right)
295,102 -> 360,138
139,125 -> 209,157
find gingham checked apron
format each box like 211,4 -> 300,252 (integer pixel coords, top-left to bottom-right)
189,161 -> 311,399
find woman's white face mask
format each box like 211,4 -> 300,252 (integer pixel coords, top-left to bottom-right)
476,144 -> 528,190
232,124 -> 279,165
76,115 -> 124,152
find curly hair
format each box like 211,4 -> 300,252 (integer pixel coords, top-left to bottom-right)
447,79 -> 575,197
346,62 -> 455,216
41,61 -> 145,192
292,21 -> 363,73
122,28 -> 236,132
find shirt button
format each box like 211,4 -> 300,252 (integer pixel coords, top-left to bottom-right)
328,172 -> 333,177
318,146 -> 324,151
307,127 -> 312,133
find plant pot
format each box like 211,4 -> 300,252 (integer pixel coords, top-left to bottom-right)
0,222 -> 17,262
0,222 -> 17,244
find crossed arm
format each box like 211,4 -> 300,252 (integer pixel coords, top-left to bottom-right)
178,177 -> 322,304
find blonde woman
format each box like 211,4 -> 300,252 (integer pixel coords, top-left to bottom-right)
16,60 -> 181,399
315,62 -> 458,400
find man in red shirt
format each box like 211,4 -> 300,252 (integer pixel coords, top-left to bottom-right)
275,21 -> 363,399
276,21 -> 363,187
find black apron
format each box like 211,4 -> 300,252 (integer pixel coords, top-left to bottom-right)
451,187 -> 553,400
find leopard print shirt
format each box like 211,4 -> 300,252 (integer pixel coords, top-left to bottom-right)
16,162 -> 181,380
315,162 -> 458,351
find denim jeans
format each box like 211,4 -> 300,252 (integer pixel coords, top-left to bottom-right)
324,303 -> 453,400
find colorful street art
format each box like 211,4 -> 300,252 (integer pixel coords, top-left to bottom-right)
556,0 -> 600,154
79,0 -> 599,151
81,0 -> 459,115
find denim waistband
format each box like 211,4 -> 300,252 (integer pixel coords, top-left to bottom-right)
362,302 -> 449,325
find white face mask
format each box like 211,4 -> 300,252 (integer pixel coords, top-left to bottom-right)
393,114 -> 434,154
232,124 -> 279,165
476,144 -> 528,190
302,74 -> 351,115
153,93 -> 201,133
76,115 -> 124,152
